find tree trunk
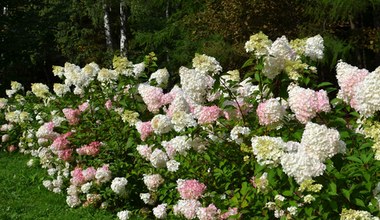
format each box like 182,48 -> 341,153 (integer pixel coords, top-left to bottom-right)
103,3 -> 113,50
120,1 -> 127,56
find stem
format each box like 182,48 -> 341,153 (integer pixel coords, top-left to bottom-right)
220,79 -> 246,124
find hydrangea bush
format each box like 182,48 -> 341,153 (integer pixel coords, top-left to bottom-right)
1,32 -> 380,219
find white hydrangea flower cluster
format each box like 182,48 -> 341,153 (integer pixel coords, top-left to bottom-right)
340,208 -> 379,220
252,122 -> 343,184
171,111 -> 197,132
161,135 -> 192,157
111,177 -> 128,195
31,83 -> 50,98
230,126 -> 251,144
301,122 -> 343,161
149,148 -> 169,168
251,136 -> 287,167
281,122 -> 343,184
143,174 -> 164,191
63,62 -> 99,95
192,53 -> 222,75
140,192 -> 155,205
166,159 -> 180,172
280,149 -> 326,184
179,66 -> 213,104
53,83 -> 70,97
97,68 -> 118,83
244,31 -> 272,56
245,33 -> 323,80
6,81 -> 23,98
304,34 -> 324,60
352,66 -> 380,117
117,210 -> 130,220
262,36 -> 296,79
173,199 -> 202,220
149,68 -> 169,88
151,114 -> 173,135
153,203 -> 168,219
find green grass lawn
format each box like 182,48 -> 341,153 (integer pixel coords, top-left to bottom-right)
0,151 -> 115,220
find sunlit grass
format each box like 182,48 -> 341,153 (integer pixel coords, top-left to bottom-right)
0,151 -> 115,220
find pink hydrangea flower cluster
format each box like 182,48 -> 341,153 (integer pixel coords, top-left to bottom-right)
95,164 -> 112,184
173,199 -> 202,219
256,98 -> 286,126
196,204 -> 221,220
336,61 -> 369,108
135,121 -> 153,141
51,132 -> 72,150
137,84 -> 165,113
220,207 -> 239,219
78,101 -> 90,112
58,149 -> 73,161
287,84 -> 330,124
36,121 -> 58,140
136,144 -> 152,160
105,99 -> 112,110
70,167 -> 86,186
76,141 -> 102,156
177,179 -> 207,200
63,108 -> 81,125
195,105 -> 221,125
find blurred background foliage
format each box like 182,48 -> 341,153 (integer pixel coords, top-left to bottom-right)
1,0 -> 380,94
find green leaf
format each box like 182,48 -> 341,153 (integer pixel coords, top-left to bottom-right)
342,189 -> 350,201
317,82 -> 333,88
282,190 -> 293,197
346,156 -> 363,164
355,198 -> 366,207
329,182 -> 337,196
242,58 -> 255,68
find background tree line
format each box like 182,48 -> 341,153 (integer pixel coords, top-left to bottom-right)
1,0 -> 380,94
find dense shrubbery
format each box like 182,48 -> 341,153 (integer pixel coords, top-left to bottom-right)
1,32 -> 380,219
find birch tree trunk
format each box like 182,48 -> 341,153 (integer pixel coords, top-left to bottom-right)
103,3 -> 113,50
120,1 -> 127,56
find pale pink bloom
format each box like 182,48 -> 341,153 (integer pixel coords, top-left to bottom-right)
196,204 -> 221,220
336,61 -> 369,107
76,141 -> 102,156
288,84 -> 330,124
143,174 -> 164,191
173,199 -> 202,220
95,164 -> 112,183
136,145 -> 152,160
78,102 -> 90,112
105,99 -> 112,110
135,121 -> 153,141
82,167 -> 96,182
220,208 -> 239,219
315,90 -> 331,112
177,179 -> 207,200
63,108 -> 81,125
161,93 -> 174,106
195,105 -> 221,125
70,167 -> 86,186
2,134 -> 9,143
138,84 -> 164,113
256,98 -> 286,126
36,121 -> 59,140
7,145 -> 17,152
51,132 -> 72,150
